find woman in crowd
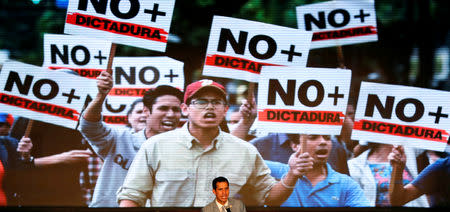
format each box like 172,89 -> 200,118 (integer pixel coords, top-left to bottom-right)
347,142 -> 429,207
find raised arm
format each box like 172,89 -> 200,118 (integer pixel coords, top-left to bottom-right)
388,145 -> 423,206
83,71 -> 113,122
264,149 -> 313,206
230,98 -> 257,140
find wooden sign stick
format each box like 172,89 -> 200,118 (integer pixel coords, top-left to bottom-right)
336,45 -> 346,69
20,119 -> 34,159
106,43 -> 117,74
247,82 -> 255,102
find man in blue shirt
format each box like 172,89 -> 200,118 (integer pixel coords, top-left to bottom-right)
252,133 -> 350,175
265,134 -> 371,207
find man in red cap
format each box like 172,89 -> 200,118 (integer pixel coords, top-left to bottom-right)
118,79 -> 313,207
0,113 -> 14,136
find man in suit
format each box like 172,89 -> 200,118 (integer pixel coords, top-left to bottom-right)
202,177 -> 246,212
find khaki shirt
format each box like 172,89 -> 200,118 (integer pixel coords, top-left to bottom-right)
117,123 -> 276,207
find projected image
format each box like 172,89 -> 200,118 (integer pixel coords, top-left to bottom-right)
0,0 -> 449,210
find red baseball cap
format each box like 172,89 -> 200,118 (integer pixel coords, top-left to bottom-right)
184,79 -> 227,103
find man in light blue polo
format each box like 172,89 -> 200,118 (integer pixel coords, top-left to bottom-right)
265,134 -> 371,207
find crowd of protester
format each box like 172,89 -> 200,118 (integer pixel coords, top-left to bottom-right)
0,70 -> 448,208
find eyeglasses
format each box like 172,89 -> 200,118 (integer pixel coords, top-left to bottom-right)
190,99 -> 226,109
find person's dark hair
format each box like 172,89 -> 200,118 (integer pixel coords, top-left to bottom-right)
212,176 -> 229,190
288,134 -> 331,145
143,85 -> 183,113
126,98 -> 143,127
287,134 -> 300,144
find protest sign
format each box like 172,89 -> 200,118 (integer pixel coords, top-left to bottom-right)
0,61 -> 97,129
203,15 -> 312,83
64,0 -> 175,52
296,0 -> 378,49
103,56 -> 184,125
352,81 -> 450,152
43,33 -> 111,79
257,66 -> 351,135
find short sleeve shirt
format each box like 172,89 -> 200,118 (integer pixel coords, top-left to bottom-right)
266,160 -> 371,207
411,157 -> 450,207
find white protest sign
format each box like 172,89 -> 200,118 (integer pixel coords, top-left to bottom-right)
102,96 -> 140,125
43,33 -> 111,79
103,56 -> 184,125
296,0 -> 378,49
257,66 -> 351,135
64,0 -> 175,52
203,15 -> 313,83
352,82 -> 450,152
0,61 -> 97,129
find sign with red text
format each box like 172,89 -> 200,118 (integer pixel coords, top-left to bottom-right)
203,15 -> 313,82
64,0 -> 175,52
296,0 -> 378,49
0,61 -> 97,129
43,33 -> 111,79
103,56 -> 184,125
352,82 -> 450,152
257,66 -> 351,135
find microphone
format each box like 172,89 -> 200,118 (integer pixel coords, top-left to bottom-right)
225,204 -> 232,212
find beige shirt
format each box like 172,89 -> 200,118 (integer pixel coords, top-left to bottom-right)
117,123 -> 276,207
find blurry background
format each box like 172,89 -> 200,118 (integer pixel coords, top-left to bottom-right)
0,0 -> 449,107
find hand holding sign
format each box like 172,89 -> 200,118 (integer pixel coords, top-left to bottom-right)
17,136 -> 33,160
388,145 -> 406,196
97,71 -> 114,96
288,143 -> 313,177
388,145 -> 406,169
239,98 -> 257,125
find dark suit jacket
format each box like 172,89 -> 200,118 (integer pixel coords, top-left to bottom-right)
202,198 -> 246,212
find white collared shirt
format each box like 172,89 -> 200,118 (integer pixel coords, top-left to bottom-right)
215,199 -> 229,211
